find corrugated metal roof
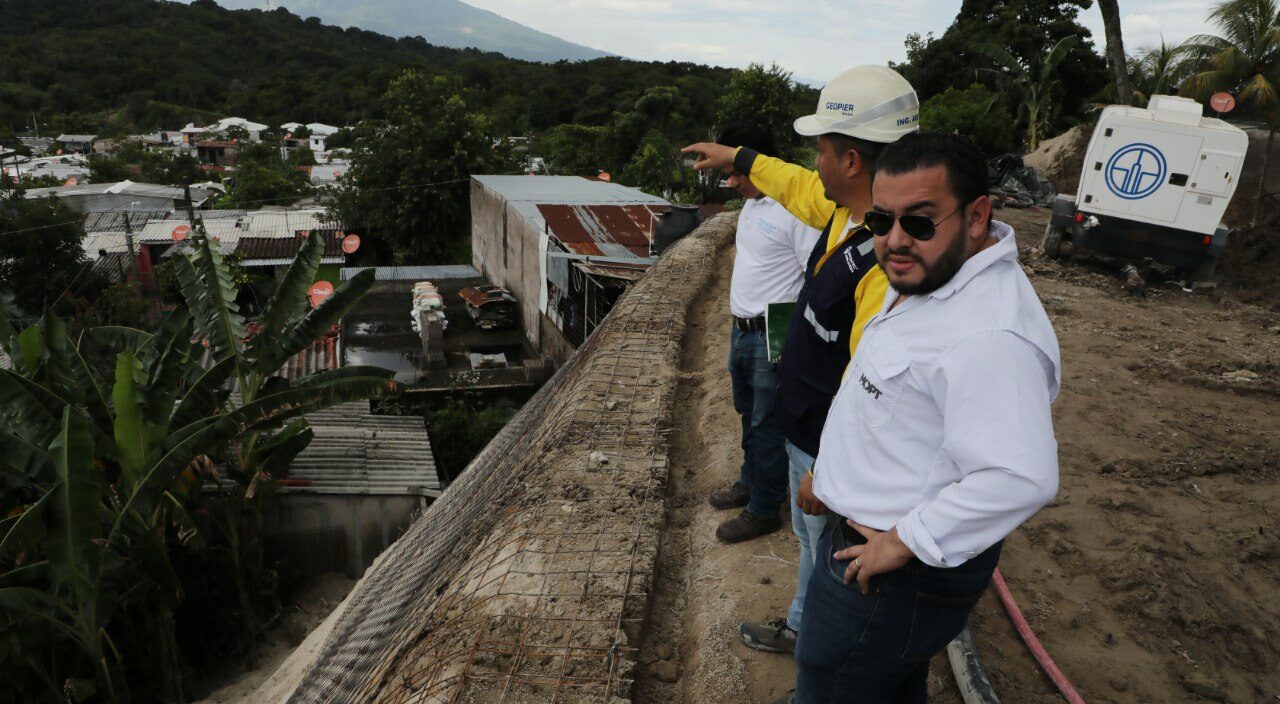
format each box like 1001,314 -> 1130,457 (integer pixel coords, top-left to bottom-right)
22,180 -> 184,200
285,401 -> 439,496
138,217 -> 241,244
56,134 -> 97,142
472,175 -> 668,204
537,203 -> 665,258
83,210 -> 172,233
340,265 -> 480,281
235,234 -> 343,262
243,209 -> 339,238
573,260 -> 649,282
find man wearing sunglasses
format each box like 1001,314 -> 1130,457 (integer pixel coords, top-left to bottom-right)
793,131 -> 1061,703
683,65 -> 917,657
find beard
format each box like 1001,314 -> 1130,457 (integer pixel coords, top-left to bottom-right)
878,224 -> 969,296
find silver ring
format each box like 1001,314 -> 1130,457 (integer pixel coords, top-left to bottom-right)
854,557 -> 863,568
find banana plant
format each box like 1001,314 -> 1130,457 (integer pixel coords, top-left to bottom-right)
0,224 -> 396,702
976,35 -> 1081,150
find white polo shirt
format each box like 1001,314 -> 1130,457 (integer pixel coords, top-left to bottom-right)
812,220 -> 1061,568
729,196 -> 821,319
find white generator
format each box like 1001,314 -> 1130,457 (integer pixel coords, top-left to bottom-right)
1044,94 -> 1249,282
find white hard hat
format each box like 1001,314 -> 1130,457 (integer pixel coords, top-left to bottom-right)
794,65 -> 920,143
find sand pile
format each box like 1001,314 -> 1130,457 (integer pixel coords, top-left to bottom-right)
1023,125 -> 1092,195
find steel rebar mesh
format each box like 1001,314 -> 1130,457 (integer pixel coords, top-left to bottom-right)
287,214 -> 736,704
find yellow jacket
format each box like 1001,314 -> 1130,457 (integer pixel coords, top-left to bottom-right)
735,148 -> 889,359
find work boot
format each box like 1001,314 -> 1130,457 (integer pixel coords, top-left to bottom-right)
715,509 -> 781,543
739,617 -> 797,654
708,480 -> 751,510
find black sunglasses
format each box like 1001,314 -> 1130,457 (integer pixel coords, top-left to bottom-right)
863,205 -> 963,242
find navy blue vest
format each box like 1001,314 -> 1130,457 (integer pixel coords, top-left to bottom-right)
772,220 -> 879,457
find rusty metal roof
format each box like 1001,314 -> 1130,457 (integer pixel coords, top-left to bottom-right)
537,203 -> 667,258
572,260 -> 648,282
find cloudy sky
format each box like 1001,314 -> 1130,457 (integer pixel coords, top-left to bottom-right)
463,0 -> 1214,84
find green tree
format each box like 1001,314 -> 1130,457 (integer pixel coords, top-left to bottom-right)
0,185 -> 88,314
1129,38 -> 1197,103
621,130 -> 682,197
534,124 -> 608,175
977,35 -> 1082,149
716,62 -> 806,157
0,228 -> 394,702
328,71 -> 511,263
893,0 -> 1108,131
1183,0 -> 1280,224
919,83 -> 1018,155
219,142 -> 311,209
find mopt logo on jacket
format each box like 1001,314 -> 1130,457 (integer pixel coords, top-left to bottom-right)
859,374 -> 883,400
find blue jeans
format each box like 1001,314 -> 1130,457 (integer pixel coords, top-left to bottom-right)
795,516 -> 1001,704
786,441 -> 827,631
728,327 -> 788,518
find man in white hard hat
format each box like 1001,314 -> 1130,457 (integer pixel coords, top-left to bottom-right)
683,65 -> 918,657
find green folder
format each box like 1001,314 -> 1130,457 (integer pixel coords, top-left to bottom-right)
765,302 -> 796,363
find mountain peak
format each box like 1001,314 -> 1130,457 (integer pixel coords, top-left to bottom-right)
211,0 -> 613,63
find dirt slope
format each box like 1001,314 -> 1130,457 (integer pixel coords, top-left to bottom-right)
636,207 -> 1280,704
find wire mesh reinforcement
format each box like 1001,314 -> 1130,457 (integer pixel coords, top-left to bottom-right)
287,214 -> 737,704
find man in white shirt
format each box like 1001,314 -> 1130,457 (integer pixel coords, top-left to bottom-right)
707,124 -> 822,544
792,132 -> 1061,703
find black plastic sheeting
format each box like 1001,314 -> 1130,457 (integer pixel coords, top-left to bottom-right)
989,154 -> 1057,207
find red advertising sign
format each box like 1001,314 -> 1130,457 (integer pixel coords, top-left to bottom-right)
171,224 -> 191,241
1210,92 -> 1236,113
341,234 -> 361,254
308,280 -> 334,307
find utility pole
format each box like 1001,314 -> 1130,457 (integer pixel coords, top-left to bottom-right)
123,201 -> 142,286
181,177 -> 196,226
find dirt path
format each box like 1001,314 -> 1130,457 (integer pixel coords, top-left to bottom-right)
636,208 -> 1280,703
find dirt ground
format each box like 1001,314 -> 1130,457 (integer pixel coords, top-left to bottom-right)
192,573 -> 355,704
636,206 -> 1280,703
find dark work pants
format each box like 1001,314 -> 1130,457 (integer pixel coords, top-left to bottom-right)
727,326 -> 788,518
794,516 -> 1001,704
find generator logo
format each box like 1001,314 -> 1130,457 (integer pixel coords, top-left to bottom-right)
1105,143 -> 1167,200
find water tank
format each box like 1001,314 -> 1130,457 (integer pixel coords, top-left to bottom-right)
652,204 -> 703,255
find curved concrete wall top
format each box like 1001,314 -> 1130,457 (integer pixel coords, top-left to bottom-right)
284,212 -> 737,704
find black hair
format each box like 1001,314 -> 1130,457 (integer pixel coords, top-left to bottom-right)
717,123 -> 778,158
823,133 -> 885,168
875,131 -> 989,209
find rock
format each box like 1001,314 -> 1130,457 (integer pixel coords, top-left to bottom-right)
606,400 -> 619,411
1222,369 -> 1262,383
1181,672 -> 1228,701
650,659 -> 680,683
590,451 -> 610,466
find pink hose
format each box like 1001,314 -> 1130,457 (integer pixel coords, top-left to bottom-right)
991,568 -> 1086,704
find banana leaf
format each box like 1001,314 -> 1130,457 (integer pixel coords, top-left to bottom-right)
246,231 -> 323,373
258,269 -> 375,374
86,326 -> 153,351
110,351 -> 147,489
45,407 -> 103,606
170,354 -> 238,433
0,493 -> 49,558
0,370 -> 66,447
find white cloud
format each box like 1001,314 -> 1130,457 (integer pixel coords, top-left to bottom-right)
462,0 -> 1217,83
